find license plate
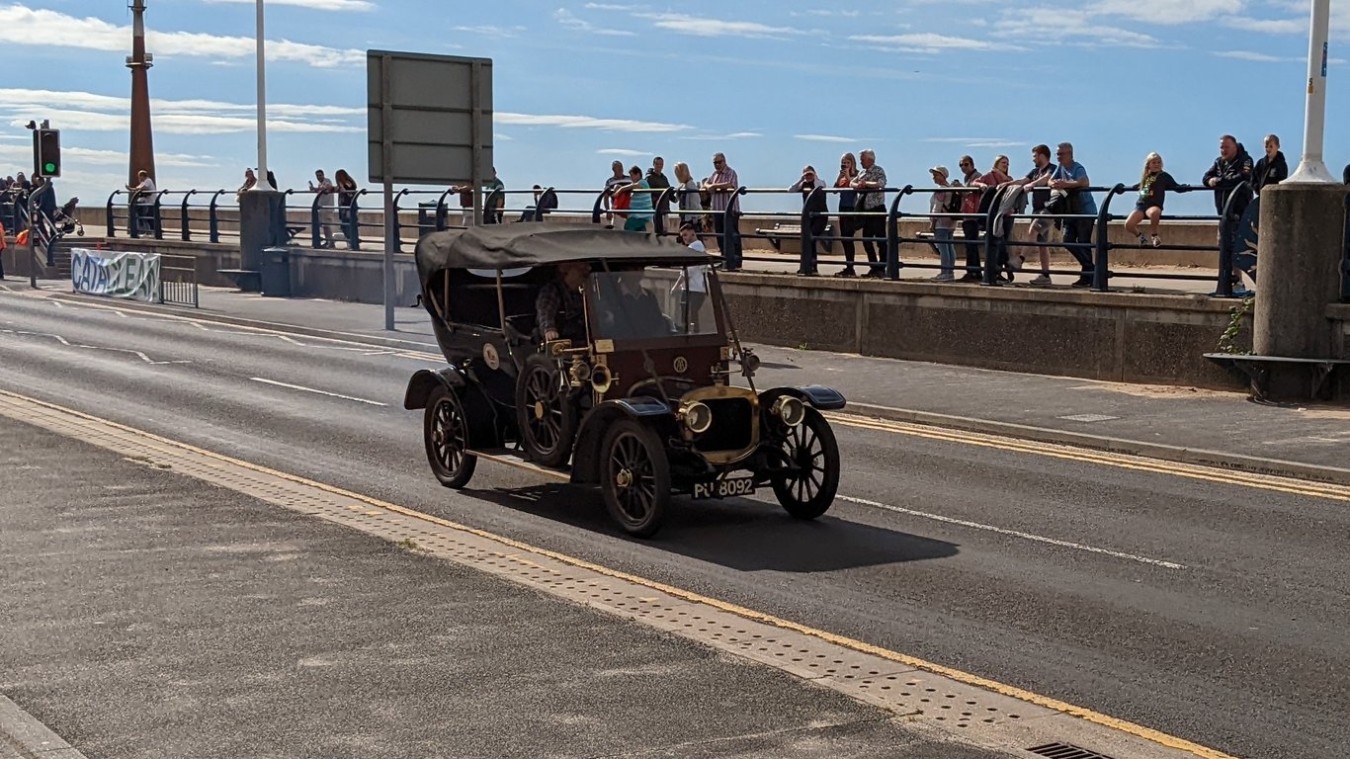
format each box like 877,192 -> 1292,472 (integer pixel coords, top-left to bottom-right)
692,476 -> 756,500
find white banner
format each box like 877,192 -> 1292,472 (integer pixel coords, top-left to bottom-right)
71,249 -> 161,302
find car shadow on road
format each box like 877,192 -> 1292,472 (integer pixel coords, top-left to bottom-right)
465,485 -> 958,573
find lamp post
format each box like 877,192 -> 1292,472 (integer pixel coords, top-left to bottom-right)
251,0 -> 273,191
1287,0 -> 1336,184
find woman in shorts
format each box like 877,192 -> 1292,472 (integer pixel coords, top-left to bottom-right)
1124,152 -> 1178,248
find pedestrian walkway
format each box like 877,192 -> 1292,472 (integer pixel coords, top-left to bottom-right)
0,414 -> 997,759
20,279 -> 1350,482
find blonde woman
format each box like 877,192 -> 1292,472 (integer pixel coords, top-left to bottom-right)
833,152 -> 860,277
1125,152 -> 1178,247
672,161 -> 701,231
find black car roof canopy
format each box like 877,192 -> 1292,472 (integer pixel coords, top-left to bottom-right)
415,225 -> 714,285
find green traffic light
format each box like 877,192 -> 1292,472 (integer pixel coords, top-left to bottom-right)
43,162 -> 56,173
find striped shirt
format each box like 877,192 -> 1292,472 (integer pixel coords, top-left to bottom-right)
707,166 -> 740,212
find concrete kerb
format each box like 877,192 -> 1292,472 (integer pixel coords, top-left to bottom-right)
846,401 -> 1350,488
0,695 -> 88,759
45,291 -> 1350,489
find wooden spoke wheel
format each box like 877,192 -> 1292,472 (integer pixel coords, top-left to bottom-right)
770,408 -> 840,520
515,354 -> 577,467
424,386 -> 477,489
600,419 -> 671,538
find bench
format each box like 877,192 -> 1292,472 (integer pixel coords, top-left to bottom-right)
1203,353 -> 1350,401
217,268 -> 261,293
755,223 -> 836,255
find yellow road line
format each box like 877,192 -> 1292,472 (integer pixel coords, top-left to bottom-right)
828,413 -> 1350,503
0,388 -> 1237,759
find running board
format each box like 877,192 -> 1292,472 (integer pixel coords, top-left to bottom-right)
467,448 -> 571,482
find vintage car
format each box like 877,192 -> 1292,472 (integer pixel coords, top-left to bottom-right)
403,225 -> 847,537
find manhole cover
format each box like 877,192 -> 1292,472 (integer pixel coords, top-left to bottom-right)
1027,742 -> 1118,759
1056,414 -> 1120,423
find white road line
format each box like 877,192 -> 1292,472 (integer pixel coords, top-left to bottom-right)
838,495 -> 1187,570
249,377 -> 388,407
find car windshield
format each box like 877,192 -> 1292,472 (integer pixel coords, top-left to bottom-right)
589,265 -> 717,341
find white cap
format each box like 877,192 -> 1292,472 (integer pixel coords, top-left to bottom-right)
929,165 -> 949,178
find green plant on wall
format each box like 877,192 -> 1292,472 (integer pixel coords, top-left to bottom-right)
1217,295 -> 1254,354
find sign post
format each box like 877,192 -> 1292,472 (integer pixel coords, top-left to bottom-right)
367,51 -> 493,331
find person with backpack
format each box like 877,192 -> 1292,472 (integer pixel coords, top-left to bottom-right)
927,165 -> 957,281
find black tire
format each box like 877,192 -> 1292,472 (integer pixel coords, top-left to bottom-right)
515,354 -> 577,467
424,386 -> 477,489
600,419 -> 671,538
770,408 -> 840,520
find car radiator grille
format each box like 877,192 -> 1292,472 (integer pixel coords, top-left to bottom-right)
695,397 -> 755,453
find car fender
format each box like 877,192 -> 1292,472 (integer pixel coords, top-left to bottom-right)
403,367 -> 467,410
759,385 -> 847,411
570,398 -> 672,485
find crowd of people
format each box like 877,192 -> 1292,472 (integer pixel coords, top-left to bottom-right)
585,135 -> 1343,289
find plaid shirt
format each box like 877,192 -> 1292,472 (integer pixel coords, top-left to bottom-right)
707,166 -> 740,212
535,279 -> 584,336
856,164 -> 887,210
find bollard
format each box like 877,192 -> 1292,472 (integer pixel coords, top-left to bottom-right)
1252,183 -> 1347,399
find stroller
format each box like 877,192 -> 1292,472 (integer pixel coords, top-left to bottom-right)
52,197 -> 84,237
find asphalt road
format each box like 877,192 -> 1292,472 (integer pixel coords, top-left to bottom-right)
2,290 -> 1347,759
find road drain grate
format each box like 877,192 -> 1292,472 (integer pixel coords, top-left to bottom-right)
1028,743 -> 1118,759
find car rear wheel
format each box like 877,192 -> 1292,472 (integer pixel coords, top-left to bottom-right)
424,386 -> 477,489
600,419 -> 671,538
515,354 -> 577,467
771,408 -> 839,520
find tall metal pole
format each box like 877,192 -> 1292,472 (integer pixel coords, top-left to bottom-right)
381,54 -> 395,331
252,0 -> 273,191
1287,0 -> 1336,184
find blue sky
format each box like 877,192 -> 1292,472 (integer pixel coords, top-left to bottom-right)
3,0 -> 1348,215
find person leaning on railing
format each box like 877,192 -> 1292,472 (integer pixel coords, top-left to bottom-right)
789,165 -> 828,275
1046,142 -> 1097,289
927,165 -> 958,282
1202,134 -> 1254,291
672,161 -> 701,233
851,149 -> 888,279
833,152 -> 860,277
702,152 -> 740,255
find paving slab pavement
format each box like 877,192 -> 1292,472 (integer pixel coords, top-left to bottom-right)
18,280 -> 1347,483
0,414 -> 1019,759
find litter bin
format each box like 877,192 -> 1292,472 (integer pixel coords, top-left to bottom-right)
260,246 -> 291,298
417,202 -> 444,235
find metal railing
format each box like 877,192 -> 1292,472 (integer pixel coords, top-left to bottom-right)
158,253 -> 199,308
90,179 -> 1350,300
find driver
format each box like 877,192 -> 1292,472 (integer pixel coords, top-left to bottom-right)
536,261 -> 590,342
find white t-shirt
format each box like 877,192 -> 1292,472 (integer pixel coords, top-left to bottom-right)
685,240 -> 708,293
315,177 -> 336,206
134,177 -> 156,204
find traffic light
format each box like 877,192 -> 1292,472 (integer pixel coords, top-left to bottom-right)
34,128 -> 60,178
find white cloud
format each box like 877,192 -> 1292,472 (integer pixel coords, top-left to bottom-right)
554,8 -> 636,36
0,144 -> 215,169
679,131 -> 762,141
0,88 -> 363,135
794,134 -> 859,144
596,148 -> 648,157
0,5 -> 364,67
1224,16 -> 1305,34
1215,50 -> 1291,62
203,0 -> 375,11
452,25 -> 525,38
1091,0 -> 1240,25
496,112 -> 690,133
851,33 -> 1024,52
635,13 -> 803,38
996,8 -> 1158,47
583,2 -> 638,10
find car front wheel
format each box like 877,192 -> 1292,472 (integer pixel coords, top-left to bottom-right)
424,386 -> 477,489
600,419 -> 671,538
770,408 -> 840,520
